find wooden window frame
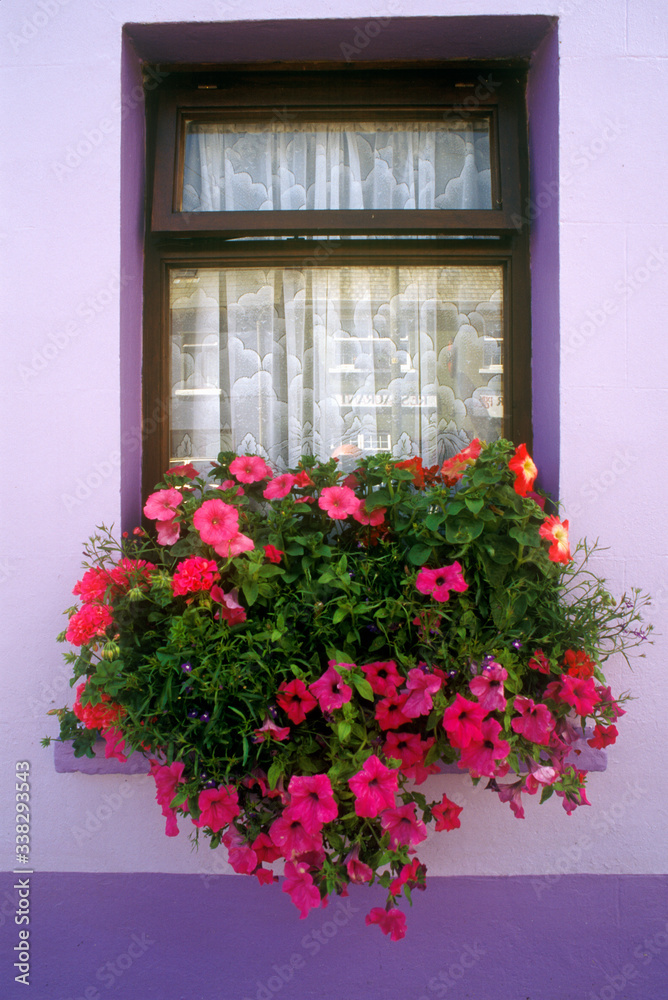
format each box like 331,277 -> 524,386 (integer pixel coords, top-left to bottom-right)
143,65 -> 531,498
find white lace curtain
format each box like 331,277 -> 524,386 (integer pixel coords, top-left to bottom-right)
169,266 -> 503,472
182,120 -> 492,212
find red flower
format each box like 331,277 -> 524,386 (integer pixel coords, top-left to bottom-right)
171,556 -> 220,596
253,716 -> 291,743
389,859 -> 426,896
66,603 -> 114,646
277,679 -> 318,724
352,502 -> 386,526
396,456 -> 425,488
539,515 -> 572,564
563,649 -> 596,679
528,649 -> 551,674
439,439 -> 482,486
165,462 -> 199,480
547,675 -> 601,717
149,760 -> 186,838
442,694 -> 487,749
361,660 -> 403,698
508,443 -> 537,497
72,567 -> 112,604
264,544 -> 284,564
431,794 -> 463,832
587,723 -> 618,749
458,717 -> 511,776
375,690 -> 411,731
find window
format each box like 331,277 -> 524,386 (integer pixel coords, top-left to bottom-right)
143,67 -> 530,494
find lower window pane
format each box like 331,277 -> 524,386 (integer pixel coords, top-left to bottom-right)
169,264 -> 503,471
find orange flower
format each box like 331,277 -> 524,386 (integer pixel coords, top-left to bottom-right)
563,649 -> 595,679
539,515 -> 572,564
508,443 -> 537,496
440,439 -> 482,486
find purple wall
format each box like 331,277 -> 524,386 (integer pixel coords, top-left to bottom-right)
1,872 -> 666,1000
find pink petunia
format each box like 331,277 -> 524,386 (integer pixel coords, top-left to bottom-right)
365,907 -> 407,941
415,562 -> 468,601
251,832 -> 283,865
402,668 -> 442,718
222,827 -> 258,874
193,785 -> 240,833
528,649 -> 551,675
282,861 -> 323,919
286,774 -> 338,833
345,844 -> 373,884
361,660 -> 403,698
389,859 -> 425,896
253,716 -> 291,743
348,754 -> 398,818
546,675 -> 601,717
375,690 -> 411,731
458,718 -> 511,777
318,486 -> 361,520
165,462 -> 200,480
101,727 -> 129,763
269,812 -> 323,860
587,723 -> 618,749
143,487 -> 183,522
469,662 -> 508,712
524,764 -> 558,795
352,503 -> 386,526
309,663 -> 353,713
442,694 -> 487,749
497,779 -> 525,819
276,679 -> 318,725
193,499 -> 239,547
156,517 -> 180,546
149,760 -> 186,837
229,455 -> 273,484
431,794 -> 463,832
383,731 -> 434,771
210,586 -> 247,625
263,474 -> 297,499
213,531 -> 255,559
511,696 -> 555,745
380,803 -> 427,850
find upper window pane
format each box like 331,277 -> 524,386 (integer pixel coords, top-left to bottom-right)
182,119 -> 492,213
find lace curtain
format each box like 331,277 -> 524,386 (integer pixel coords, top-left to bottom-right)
169,265 -> 503,472
182,120 -> 492,212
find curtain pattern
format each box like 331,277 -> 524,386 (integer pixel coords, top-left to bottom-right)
182,120 -> 492,212
169,266 -> 503,472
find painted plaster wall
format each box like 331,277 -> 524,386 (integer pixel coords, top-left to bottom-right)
1,0 -> 667,890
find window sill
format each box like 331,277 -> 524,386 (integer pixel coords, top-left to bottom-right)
54,732 -> 607,775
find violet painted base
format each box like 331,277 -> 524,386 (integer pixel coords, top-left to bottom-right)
1,873 -> 666,1000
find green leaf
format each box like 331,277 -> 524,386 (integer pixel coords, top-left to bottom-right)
424,513 -> 444,531
408,543 -> 432,566
337,720 -> 352,742
351,674 -> 374,701
242,580 -> 259,606
267,761 -> 283,790
332,607 -> 348,625
464,497 -> 485,515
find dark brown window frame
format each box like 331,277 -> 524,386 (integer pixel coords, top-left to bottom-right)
143,65 -> 531,498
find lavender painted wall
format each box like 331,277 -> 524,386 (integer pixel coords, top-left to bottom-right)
2,0 -> 668,996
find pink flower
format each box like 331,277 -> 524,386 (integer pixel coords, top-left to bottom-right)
66,603 -> 114,646
270,812 -> 323,860
193,785 -> 240,833
251,832 -> 283,865
361,660 -> 403,697
264,544 -> 284,564
109,558 -> 155,595
156,517 -> 180,545
431,794 -> 463,832
548,675 -> 601,717
442,694 -> 487,749
469,662 -> 508,712
213,531 -> 255,559
511,696 -> 556,745
345,845 -> 373,884
210,586 -> 247,625
149,760 -> 186,837
282,861 -> 322,919
222,827 -> 258,874
383,731 -> 433,770
380,803 -> 427,849
402,668 -> 442,718
276,679 -> 318,724
229,455 -> 272,483
458,718 -> 511,777
171,556 -> 220,596
143,487 -> 183,522
101,727 -> 129,763
524,764 -> 558,795
263,474 -> 297,499
286,775 -> 338,833
595,685 -> 626,722
497,779 -> 525,819
353,503 -> 386,526
309,663 -> 353,713
528,649 -> 551,674
365,907 -> 407,942
193,499 -> 239,547
389,859 -> 425,896
318,486 -> 360,520
415,562 -> 468,601
253,716 -> 291,743
348,755 -> 398,818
